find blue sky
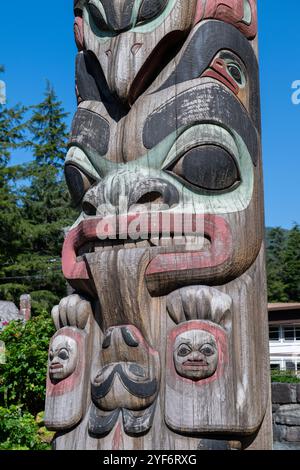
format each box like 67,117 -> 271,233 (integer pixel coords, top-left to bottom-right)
0,0 -> 299,228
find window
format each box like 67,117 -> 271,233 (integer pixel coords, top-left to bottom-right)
286,361 -> 296,371
270,363 -> 280,371
269,327 -> 280,341
269,325 -> 300,342
283,327 -> 295,341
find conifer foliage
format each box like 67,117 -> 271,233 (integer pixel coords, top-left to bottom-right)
0,81 -> 77,314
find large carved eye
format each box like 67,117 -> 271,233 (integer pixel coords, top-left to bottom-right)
167,145 -> 240,192
137,0 -> 168,25
58,349 -> 70,361
65,164 -> 95,207
87,2 -> 110,31
220,52 -> 246,88
200,344 -> 216,357
177,344 -> 192,357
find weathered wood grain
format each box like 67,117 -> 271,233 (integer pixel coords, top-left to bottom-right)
47,0 -> 272,450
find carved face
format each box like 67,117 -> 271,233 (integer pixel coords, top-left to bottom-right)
75,0 -> 197,103
173,330 -> 218,380
49,336 -> 78,382
63,18 -> 262,297
91,326 -> 160,411
195,0 -> 257,39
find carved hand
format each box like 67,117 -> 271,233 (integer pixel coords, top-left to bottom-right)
51,294 -> 92,330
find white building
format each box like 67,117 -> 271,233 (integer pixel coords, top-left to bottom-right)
269,303 -> 300,374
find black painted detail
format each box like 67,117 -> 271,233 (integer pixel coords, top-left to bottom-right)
129,30 -> 187,105
198,439 -> 237,451
92,364 -> 158,400
137,0 -> 168,25
89,403 -> 120,436
95,0 -> 135,32
122,402 -> 157,435
88,3 -> 111,32
168,145 -> 240,192
64,164 -> 95,207
121,327 -> 139,348
70,108 -> 110,157
143,83 -> 259,165
154,20 -> 260,129
102,331 -> 112,349
76,51 -> 128,120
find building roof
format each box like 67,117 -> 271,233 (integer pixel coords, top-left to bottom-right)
0,301 -> 22,322
268,303 -> 300,326
268,303 -> 300,312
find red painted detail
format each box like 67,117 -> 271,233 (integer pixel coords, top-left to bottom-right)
167,320 -> 228,387
63,213 -> 232,282
202,58 -> 240,95
195,0 -> 257,39
112,423 -> 123,450
74,16 -> 84,51
46,328 -> 85,398
145,214 -> 232,277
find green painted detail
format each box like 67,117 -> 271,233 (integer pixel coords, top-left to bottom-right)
132,0 -> 177,33
83,3 -> 116,42
83,0 -> 177,43
242,0 -> 252,25
65,147 -> 101,181
68,124 -> 254,219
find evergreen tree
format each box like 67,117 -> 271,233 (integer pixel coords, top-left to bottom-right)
266,227 -> 288,302
26,82 -> 68,169
0,83 -> 77,313
282,224 -> 300,302
0,67 -> 27,299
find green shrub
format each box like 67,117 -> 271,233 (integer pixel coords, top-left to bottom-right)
0,313 -> 55,414
0,406 -> 50,450
271,370 -> 300,383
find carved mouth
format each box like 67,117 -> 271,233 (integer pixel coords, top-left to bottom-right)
50,364 -> 64,370
62,213 -> 232,296
76,234 -> 210,261
183,361 -> 208,368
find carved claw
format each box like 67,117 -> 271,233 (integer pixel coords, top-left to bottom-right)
51,294 -> 92,330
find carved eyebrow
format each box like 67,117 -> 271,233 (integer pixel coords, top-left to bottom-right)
176,339 -> 192,347
154,20 -> 259,128
143,84 -> 258,166
70,108 -> 110,157
98,0 -> 136,31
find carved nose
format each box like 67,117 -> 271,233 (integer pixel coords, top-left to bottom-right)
82,174 -> 179,217
189,352 -> 206,362
128,178 -> 179,210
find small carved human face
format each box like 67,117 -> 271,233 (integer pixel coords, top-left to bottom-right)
173,330 -> 218,381
49,336 -> 78,382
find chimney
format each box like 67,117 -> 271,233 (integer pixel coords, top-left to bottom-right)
20,294 -> 31,322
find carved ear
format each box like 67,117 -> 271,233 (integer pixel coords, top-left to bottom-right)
166,286 -> 232,330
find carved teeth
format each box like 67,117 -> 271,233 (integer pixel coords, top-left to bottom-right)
77,235 -> 210,259
135,240 -> 150,248
150,237 -> 160,247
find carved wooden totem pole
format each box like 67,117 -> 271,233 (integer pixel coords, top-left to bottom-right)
45,0 -> 272,450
